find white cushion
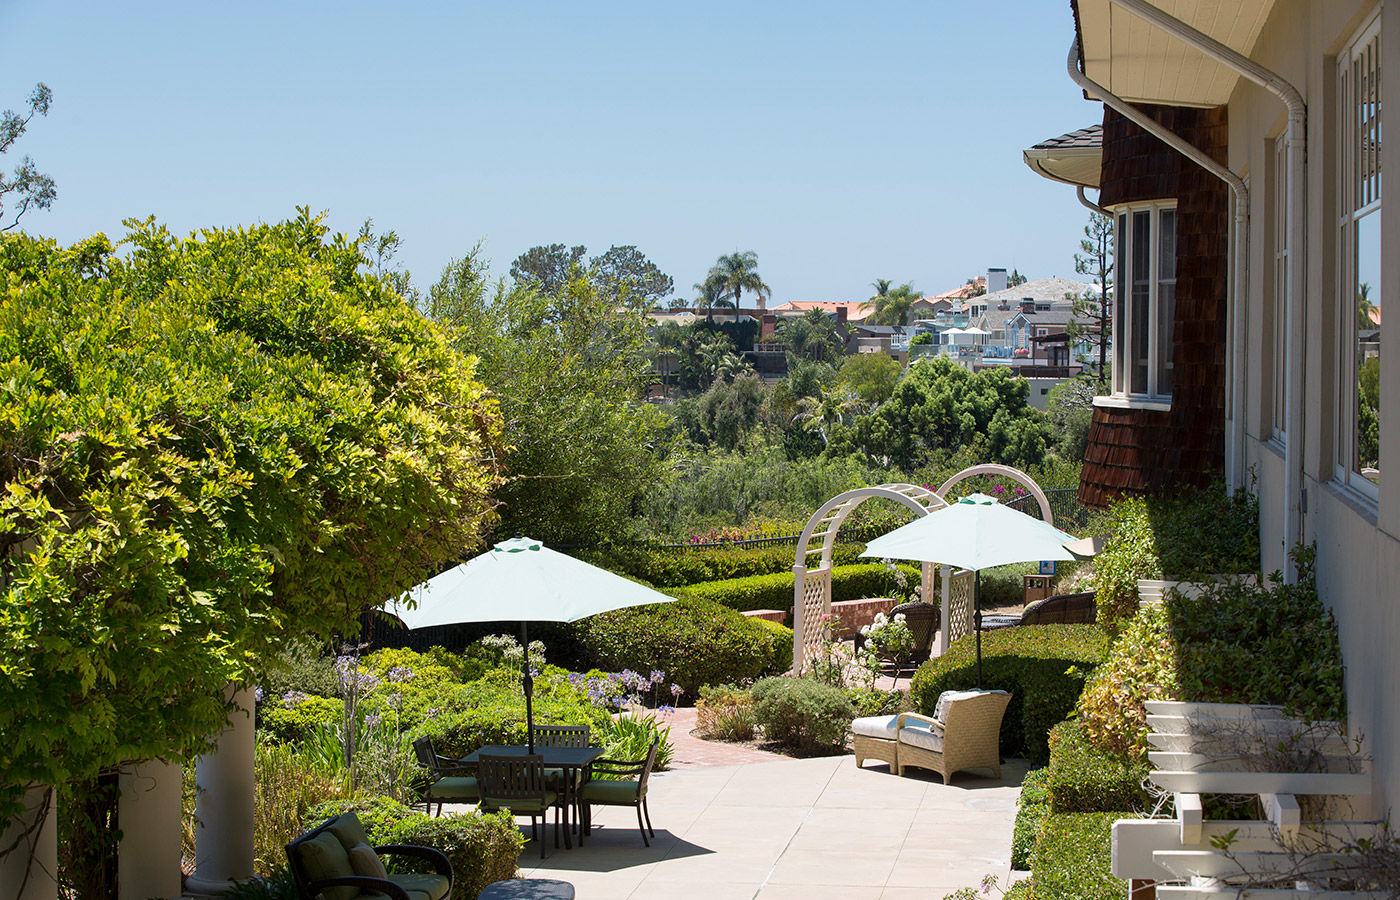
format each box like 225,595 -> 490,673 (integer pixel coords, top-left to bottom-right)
850,714 -> 899,740
898,720 -> 945,753
933,690 -> 984,722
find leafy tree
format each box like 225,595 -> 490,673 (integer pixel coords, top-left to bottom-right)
1008,268 -> 1028,287
697,374 -> 768,450
358,218 -> 417,303
775,309 -> 843,361
428,248 -> 671,543
706,250 -> 771,312
590,244 -> 674,307
1044,376 -> 1098,461
848,357 -> 1048,470
793,385 -> 866,448
509,243 -> 586,294
1068,212 -> 1114,388
0,213 -> 501,828
1,84 -> 56,232
783,354 -> 838,401
862,282 -> 919,326
839,352 -> 902,403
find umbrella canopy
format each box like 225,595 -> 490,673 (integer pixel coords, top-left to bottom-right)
382,536 -> 676,751
860,493 -> 1079,690
384,536 -> 677,629
860,493 -> 1078,571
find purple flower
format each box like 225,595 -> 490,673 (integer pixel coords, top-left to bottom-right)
658,704 -> 675,715
669,683 -> 684,698
386,666 -> 415,683
282,690 -> 306,709
253,686 -> 265,703
649,670 -> 665,685
365,713 -> 382,729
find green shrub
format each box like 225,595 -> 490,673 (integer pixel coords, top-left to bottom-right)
1094,484 -> 1259,631
306,798 -> 523,900
576,597 -> 787,697
978,562 -> 1038,608
577,542 -> 866,588
253,743 -> 350,875
258,694 -> 345,745
910,625 -> 1109,763
673,563 -> 921,614
595,713 -> 675,771
1030,812 -> 1127,900
1011,767 -> 1050,870
1075,604 -> 1178,759
848,688 -> 910,717
1045,721 -> 1149,813
1003,879 -> 1033,900
695,684 -> 757,742
753,618 -> 795,672
259,637 -> 339,702
751,676 -> 856,756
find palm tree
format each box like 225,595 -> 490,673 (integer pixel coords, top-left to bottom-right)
694,274 -> 725,323
1358,282 -> 1377,329
707,251 -> 771,312
870,278 -> 893,301
861,282 -> 920,326
776,311 -> 842,362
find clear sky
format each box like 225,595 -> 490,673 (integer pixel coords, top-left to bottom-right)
0,1 -> 1102,305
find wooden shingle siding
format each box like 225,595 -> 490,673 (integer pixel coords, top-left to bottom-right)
1079,104 -> 1229,509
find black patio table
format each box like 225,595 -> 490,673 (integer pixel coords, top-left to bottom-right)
463,744 -> 605,849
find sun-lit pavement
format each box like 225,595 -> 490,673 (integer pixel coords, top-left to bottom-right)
512,753 -> 1030,900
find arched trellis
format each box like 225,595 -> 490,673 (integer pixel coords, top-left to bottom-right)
791,466 -> 1054,672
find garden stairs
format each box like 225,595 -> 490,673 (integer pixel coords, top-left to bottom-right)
1112,701 -> 1381,898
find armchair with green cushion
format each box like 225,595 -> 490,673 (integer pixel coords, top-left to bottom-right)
412,736 -> 480,816
577,738 -> 658,846
286,811 -> 453,900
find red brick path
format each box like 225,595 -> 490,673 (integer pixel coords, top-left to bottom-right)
660,706 -> 790,768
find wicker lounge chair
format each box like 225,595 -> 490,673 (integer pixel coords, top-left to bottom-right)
894,690 -> 1012,784
981,592 -> 1096,630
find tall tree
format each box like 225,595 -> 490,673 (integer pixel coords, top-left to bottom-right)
1067,212 -> 1115,389
591,244 -> 674,308
509,243 -> 586,295
706,250 -> 771,312
1,84 -> 56,232
776,308 -> 843,361
1008,268 -> 1028,287
862,282 -> 919,326
869,278 -> 893,300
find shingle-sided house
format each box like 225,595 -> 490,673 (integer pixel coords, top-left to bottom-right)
1028,0 -> 1399,820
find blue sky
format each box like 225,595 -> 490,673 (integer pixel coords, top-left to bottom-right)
0,1 -> 1101,304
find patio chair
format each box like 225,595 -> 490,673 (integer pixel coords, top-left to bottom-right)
477,754 -> 562,859
532,724 -> 591,785
888,600 -> 940,665
980,592 -> 1096,630
286,810 -> 452,900
411,736 -> 479,816
895,689 -> 1012,784
577,738 -> 658,847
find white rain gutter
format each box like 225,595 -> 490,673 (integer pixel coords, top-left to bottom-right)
1077,185 -> 1108,216
1106,0 -> 1307,582
1066,40 -> 1252,505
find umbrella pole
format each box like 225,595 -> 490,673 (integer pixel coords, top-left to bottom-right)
521,622 -> 535,754
974,570 -> 983,691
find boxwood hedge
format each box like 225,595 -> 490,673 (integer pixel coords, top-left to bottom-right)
1044,720 -> 1149,814
1031,811 -> 1127,900
575,543 -> 866,588
673,563 -> 921,615
1011,767 -> 1050,870
910,624 -> 1109,763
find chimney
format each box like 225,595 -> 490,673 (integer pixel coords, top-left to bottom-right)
1020,297 -> 1034,313
836,306 -> 848,325
987,267 -> 1008,295
762,313 -> 777,340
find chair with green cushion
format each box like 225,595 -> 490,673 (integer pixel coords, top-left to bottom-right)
412,736 -> 479,816
286,810 -> 453,900
577,738 -> 658,847
477,754 -> 561,859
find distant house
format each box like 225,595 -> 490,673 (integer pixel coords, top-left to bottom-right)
971,277 -> 1093,352
770,300 -> 869,324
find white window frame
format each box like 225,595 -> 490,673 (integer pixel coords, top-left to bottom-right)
1335,11 -> 1382,501
1270,134 -> 1288,445
1103,200 -> 1177,405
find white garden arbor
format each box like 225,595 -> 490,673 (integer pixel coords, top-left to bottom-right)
790,465 -> 1056,672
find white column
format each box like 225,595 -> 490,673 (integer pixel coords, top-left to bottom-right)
186,687 -> 255,897
935,566 -> 952,656
0,784 -> 57,900
118,760 -> 183,900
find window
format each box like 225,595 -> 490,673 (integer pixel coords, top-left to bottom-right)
1271,135 -> 1288,443
1337,14 -> 1382,495
1111,202 -> 1177,400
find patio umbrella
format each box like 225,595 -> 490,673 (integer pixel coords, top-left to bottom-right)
860,493 -> 1079,689
382,536 -> 677,752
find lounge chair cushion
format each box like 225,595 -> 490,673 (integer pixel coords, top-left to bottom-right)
347,842 -> 388,880
294,831 -> 358,900
579,779 -> 645,803
387,873 -> 451,900
933,690 -> 985,722
897,720 -> 945,754
428,776 -> 479,799
850,714 -> 900,740
327,811 -> 371,850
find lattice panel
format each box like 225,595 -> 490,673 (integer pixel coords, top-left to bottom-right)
799,567 -> 832,666
945,571 -> 975,644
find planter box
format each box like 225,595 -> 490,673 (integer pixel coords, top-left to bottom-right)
1137,574 -> 1260,606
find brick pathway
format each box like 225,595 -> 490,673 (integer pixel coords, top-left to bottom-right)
661,706 -> 790,768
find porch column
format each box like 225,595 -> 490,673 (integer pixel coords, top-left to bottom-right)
0,784 -> 57,900
118,760 -> 183,900
935,565 -> 952,656
185,687 -> 255,896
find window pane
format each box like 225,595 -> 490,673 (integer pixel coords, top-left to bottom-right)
1116,213 -> 1127,393
1132,211 -> 1151,394
1355,210 -> 1381,482
1157,210 -> 1177,395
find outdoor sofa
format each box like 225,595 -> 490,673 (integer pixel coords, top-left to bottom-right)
852,689 -> 1012,784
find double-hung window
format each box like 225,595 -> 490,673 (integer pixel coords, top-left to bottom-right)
1111,202 -> 1177,401
1337,12 -> 1382,495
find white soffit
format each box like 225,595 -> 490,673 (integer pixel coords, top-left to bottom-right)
1023,125 -> 1103,188
1077,0 -> 1276,107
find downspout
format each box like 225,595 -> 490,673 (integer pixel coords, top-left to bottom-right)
1106,0 -> 1307,581
1077,185 -> 1108,215
1066,39 -> 1252,498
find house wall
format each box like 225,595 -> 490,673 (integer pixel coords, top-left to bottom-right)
1078,103 -> 1231,507
1228,0 -> 1399,814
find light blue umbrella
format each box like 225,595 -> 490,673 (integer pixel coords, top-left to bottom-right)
383,536 -> 677,750
861,493 -> 1079,688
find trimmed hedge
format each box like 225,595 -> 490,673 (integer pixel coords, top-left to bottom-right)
1031,811 -> 1128,900
753,618 -> 795,673
1011,767 -> 1050,870
1045,721 -> 1149,814
576,542 -> 866,588
673,563 -> 921,615
306,798 -> 522,900
577,597 -> 788,697
910,625 -> 1109,764
258,694 -> 344,744
1075,604 -> 1178,759
751,676 -> 856,756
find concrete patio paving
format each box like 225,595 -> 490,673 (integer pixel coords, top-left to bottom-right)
514,754 -> 1031,899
